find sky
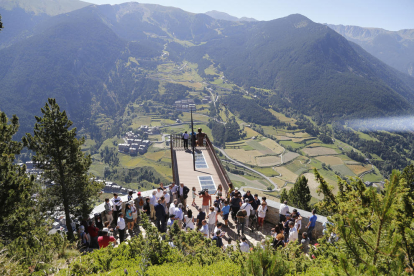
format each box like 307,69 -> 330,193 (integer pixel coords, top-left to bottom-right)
86,0 -> 414,31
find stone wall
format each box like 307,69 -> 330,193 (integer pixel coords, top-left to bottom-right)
265,199 -> 327,238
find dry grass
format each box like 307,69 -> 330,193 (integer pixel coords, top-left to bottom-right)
303,172 -> 323,200
316,155 -> 344,165
256,155 -> 281,167
276,136 -> 292,141
273,166 -> 299,183
259,138 -> 284,155
282,151 -> 300,163
302,147 -> 338,156
347,164 -> 373,175
225,149 -> 262,165
244,126 -> 260,138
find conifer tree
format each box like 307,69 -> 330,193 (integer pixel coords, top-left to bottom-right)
24,99 -> 102,240
0,112 -> 38,242
288,175 -> 311,211
280,188 -> 288,203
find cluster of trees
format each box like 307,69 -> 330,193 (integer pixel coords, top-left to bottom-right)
345,149 -> 366,163
159,83 -> 190,104
100,146 -> 119,167
0,99 -> 102,274
104,166 -> 167,186
207,117 -> 242,147
280,175 -> 312,211
222,95 -> 282,127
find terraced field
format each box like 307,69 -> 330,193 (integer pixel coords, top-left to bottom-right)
256,155 -> 281,166
316,155 -> 344,165
302,147 -> 338,156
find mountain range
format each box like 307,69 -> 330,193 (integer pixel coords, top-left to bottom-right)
0,0 -> 414,136
204,10 -> 257,22
328,24 -> 414,77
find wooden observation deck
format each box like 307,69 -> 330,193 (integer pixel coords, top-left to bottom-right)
170,134 -> 233,205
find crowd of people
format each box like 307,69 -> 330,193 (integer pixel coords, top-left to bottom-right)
78,183 -> 317,255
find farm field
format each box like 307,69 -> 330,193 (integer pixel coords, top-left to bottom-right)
331,164 -> 356,177
225,148 -> 263,165
270,177 -> 286,188
273,166 -> 299,183
228,172 -> 268,190
259,138 -> 284,154
316,155 -> 344,165
347,164 -> 373,175
244,126 -> 260,138
303,172 -> 323,200
256,155 -> 281,166
282,151 -> 300,163
302,147 -> 338,156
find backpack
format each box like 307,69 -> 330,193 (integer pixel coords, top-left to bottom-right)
138,197 -> 144,206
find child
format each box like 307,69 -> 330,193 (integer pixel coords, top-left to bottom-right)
221,201 -> 230,226
192,187 -> 197,206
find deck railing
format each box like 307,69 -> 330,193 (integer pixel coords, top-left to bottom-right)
204,135 -> 232,193
170,133 -> 232,193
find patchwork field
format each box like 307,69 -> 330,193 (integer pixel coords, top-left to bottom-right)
256,155 -> 281,166
302,147 -> 338,156
332,164 -> 356,177
347,164 -> 373,175
273,166 -> 299,183
282,151 -> 300,163
303,172 -> 323,200
246,139 -> 274,155
228,172 -> 268,189
316,155 -> 344,165
259,138 -> 284,155
225,148 -> 263,165
270,177 -> 286,188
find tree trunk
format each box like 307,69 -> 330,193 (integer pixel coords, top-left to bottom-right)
63,198 -> 74,241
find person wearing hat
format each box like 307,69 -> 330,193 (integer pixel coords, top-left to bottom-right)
98,228 -> 116,249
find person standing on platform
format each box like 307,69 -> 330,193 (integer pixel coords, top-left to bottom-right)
177,182 -> 190,207
279,201 -> 289,223
182,131 -> 189,150
112,193 -> 122,226
150,191 -> 157,220
116,213 -> 126,243
199,189 -> 212,215
104,198 -> 113,227
155,199 -> 166,233
306,209 -> 317,242
170,183 -> 178,202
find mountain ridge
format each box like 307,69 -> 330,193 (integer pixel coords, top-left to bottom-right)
205,10 -> 257,22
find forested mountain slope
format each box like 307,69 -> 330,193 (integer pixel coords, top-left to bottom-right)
1,3 -> 414,136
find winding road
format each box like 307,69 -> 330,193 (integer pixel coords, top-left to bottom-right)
214,146 -> 281,192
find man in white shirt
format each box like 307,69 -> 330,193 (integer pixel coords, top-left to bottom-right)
207,206 -> 216,235
199,220 -> 209,238
288,221 -> 298,243
279,200 -> 289,223
156,187 -> 163,200
111,193 -> 122,225
213,222 -> 225,238
239,237 -> 250,253
169,199 -> 177,215
241,198 -> 253,227
182,131 -> 189,150
163,190 -> 171,213
116,213 -> 126,243
174,203 -> 184,229
150,191 -> 157,220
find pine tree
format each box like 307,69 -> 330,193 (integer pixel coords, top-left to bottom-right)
0,112 -> 39,242
279,188 -> 288,203
288,175 -> 312,211
23,99 -> 102,240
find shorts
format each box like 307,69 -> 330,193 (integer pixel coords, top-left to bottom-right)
223,213 -> 229,220
201,205 -> 209,213
125,218 -> 133,223
132,213 -> 138,220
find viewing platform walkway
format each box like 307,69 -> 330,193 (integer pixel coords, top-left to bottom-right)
170,134 -> 233,205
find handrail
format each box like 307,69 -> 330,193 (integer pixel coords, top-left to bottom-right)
205,135 -> 233,193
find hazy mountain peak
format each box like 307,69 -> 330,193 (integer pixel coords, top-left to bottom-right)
205,10 -> 256,22
0,0 -> 91,16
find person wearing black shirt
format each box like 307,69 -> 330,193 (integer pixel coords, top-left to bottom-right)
196,208 -> 206,228
283,213 -> 294,242
243,191 -> 254,204
155,200 -> 166,233
231,195 -> 242,220
251,194 -> 261,215
143,198 -> 151,217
